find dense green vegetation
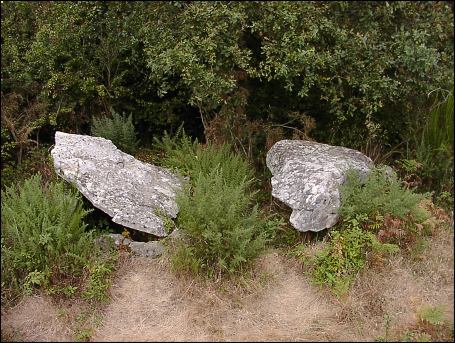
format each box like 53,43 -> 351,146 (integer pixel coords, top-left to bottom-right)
339,167 -> 428,221
1,2 -> 453,174
0,2 -> 453,325
156,130 -> 279,277
292,166 -> 432,295
91,110 -> 139,154
1,174 -> 117,304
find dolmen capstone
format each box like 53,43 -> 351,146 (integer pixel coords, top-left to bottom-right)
266,140 -> 373,232
51,131 -> 181,237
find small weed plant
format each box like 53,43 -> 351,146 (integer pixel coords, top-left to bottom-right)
418,305 -> 447,326
157,130 -> 278,278
91,109 -> 139,154
82,249 -> 118,302
310,224 -> 398,296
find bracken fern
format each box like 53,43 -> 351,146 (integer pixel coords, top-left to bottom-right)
91,110 -> 139,154
157,129 -> 277,277
1,174 -> 95,295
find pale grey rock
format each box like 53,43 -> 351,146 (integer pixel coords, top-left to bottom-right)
266,140 -> 373,232
107,233 -> 131,247
95,234 -> 164,258
51,131 -> 181,237
168,228 -> 182,239
129,241 -> 165,258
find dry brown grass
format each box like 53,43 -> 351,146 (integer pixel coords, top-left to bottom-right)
338,224 -> 454,341
90,251 -> 357,342
1,294 -> 75,342
2,222 -> 453,342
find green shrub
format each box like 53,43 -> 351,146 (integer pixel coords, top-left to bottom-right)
158,129 -> 277,277
175,166 -> 274,277
91,110 -> 139,154
310,225 -> 398,296
301,166 -> 430,295
339,166 -> 428,221
155,126 -> 254,185
421,89 -> 453,156
1,146 -> 58,190
415,88 -> 454,195
338,166 -> 432,251
415,145 -> 453,195
1,174 -> 95,297
153,125 -> 198,175
82,249 -> 118,302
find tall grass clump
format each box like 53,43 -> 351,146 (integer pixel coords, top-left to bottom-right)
1,174 -> 96,300
156,129 -> 276,278
416,88 -> 454,195
91,109 -> 139,154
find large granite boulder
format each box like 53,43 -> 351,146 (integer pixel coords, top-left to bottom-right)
51,131 -> 181,237
266,140 -> 373,232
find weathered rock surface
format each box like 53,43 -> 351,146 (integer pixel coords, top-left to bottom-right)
96,234 -> 165,258
51,131 -> 181,237
266,140 -> 373,232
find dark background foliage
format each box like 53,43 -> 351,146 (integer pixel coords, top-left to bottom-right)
1,1 -> 453,187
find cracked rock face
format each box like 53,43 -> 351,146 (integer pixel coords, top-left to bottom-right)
266,140 -> 373,232
51,131 -> 181,237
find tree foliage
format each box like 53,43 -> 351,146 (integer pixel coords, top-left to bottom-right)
1,1 -> 453,165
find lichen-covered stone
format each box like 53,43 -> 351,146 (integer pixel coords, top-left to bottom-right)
51,131 -> 181,237
129,241 -> 165,258
266,140 -> 373,232
95,234 -> 165,258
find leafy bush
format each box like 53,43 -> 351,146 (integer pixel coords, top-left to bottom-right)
91,110 -> 139,154
339,166 -> 434,250
1,174 -> 95,298
82,250 -> 118,302
155,126 -> 254,185
175,167 -> 273,277
298,166 -> 435,295
158,130 -> 277,277
1,146 -> 58,190
339,167 -> 428,221
310,225 -> 398,296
